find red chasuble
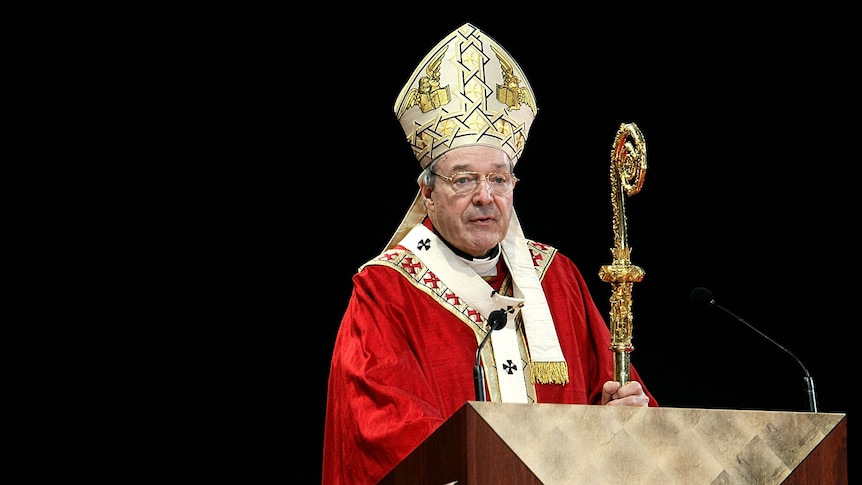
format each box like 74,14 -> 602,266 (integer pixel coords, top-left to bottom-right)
322,240 -> 657,485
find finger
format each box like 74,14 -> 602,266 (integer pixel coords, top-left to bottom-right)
618,381 -> 643,397
607,390 -> 650,407
603,380 -> 621,396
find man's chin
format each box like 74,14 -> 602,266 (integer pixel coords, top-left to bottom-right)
466,235 -> 503,254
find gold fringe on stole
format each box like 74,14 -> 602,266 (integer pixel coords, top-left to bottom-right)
532,361 -> 569,385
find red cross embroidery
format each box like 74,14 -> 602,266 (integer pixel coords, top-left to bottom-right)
531,251 -> 543,267
422,271 -> 441,288
399,257 -> 423,275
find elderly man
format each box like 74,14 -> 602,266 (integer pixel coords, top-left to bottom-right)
322,23 -> 656,485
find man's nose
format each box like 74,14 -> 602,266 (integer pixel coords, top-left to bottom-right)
472,179 -> 494,202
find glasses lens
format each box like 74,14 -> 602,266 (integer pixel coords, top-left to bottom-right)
449,172 -> 479,193
445,172 -> 516,195
487,173 -> 514,195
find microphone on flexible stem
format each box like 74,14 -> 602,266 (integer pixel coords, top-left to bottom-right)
690,287 -> 818,413
474,309 -> 508,401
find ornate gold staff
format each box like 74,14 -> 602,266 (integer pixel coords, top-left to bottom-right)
598,122 -> 647,385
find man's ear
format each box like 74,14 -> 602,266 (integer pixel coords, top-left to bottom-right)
419,183 -> 434,206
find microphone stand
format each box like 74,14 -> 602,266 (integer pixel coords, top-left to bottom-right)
473,330 -> 494,402
692,287 -> 818,413
473,310 -> 507,401
715,300 -> 818,413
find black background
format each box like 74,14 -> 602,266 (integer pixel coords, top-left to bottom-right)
8,13 -> 855,483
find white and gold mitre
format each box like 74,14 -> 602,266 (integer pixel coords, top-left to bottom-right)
393,23 -> 538,169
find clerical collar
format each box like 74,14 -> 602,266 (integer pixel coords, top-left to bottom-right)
434,233 -> 501,276
465,251 -> 501,277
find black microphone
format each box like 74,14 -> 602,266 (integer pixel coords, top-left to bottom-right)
473,309 -> 508,401
690,287 -> 818,412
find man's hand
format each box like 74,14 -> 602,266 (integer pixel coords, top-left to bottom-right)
602,380 -> 650,407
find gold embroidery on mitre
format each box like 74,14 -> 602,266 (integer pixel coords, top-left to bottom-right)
396,47 -> 452,118
490,44 -> 535,112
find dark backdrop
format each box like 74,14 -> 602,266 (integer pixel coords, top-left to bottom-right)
8,13 -> 854,483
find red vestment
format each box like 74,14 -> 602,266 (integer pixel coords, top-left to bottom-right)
322,236 -> 657,484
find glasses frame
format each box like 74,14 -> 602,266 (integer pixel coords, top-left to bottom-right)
430,171 -> 519,195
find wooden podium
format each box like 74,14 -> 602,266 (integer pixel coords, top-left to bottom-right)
379,402 -> 847,484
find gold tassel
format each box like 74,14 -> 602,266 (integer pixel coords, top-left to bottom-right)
532,361 -> 569,385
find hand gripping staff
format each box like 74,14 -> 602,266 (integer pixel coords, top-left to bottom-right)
599,123 -> 647,386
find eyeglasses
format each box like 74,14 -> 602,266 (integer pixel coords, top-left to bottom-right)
431,171 -> 519,195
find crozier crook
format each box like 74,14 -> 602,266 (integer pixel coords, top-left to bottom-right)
599,122 -> 647,385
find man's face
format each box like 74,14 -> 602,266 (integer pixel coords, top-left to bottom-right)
422,146 -> 515,258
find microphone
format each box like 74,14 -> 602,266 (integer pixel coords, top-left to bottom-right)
473,309 -> 508,401
690,287 -> 818,412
